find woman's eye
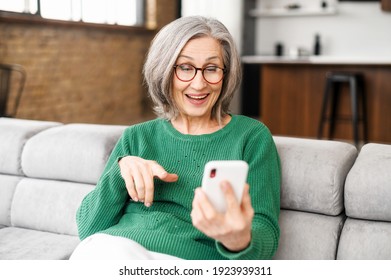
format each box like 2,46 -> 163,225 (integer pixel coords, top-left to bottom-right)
205,67 -> 218,73
179,65 -> 193,71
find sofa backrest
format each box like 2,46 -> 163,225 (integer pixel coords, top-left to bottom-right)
16,123 -> 125,235
21,123 -> 125,184
272,136 -> 357,259
0,118 -> 61,176
0,118 -> 62,227
274,136 -> 358,216
0,118 -> 126,236
337,143 -> 391,259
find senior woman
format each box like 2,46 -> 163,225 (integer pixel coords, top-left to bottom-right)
72,16 -> 280,260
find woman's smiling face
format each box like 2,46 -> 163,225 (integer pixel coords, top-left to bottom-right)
172,36 -> 224,121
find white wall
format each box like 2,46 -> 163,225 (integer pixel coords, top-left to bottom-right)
181,0 -> 244,53
181,0 -> 244,113
255,1 -> 391,58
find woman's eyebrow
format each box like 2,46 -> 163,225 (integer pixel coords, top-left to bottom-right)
177,55 -> 221,61
177,55 -> 194,60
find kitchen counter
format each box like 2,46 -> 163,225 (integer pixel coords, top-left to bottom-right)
241,55 -> 391,65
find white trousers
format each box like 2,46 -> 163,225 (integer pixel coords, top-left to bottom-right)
70,233 -> 182,260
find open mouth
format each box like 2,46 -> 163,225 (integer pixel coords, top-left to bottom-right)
185,94 -> 209,101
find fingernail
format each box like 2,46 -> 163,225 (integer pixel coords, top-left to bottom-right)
145,202 -> 151,207
133,197 -> 138,202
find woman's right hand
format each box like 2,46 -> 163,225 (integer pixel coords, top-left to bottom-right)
118,156 -> 178,207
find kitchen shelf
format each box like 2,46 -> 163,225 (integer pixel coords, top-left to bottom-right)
249,7 -> 338,18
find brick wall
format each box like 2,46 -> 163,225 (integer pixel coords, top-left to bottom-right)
0,0 -> 178,125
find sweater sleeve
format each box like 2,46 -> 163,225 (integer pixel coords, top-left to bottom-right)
216,125 -> 281,260
76,129 -> 132,240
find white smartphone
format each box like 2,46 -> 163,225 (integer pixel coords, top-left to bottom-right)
201,160 -> 249,213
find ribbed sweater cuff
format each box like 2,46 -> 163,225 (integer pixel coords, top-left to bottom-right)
216,240 -> 254,260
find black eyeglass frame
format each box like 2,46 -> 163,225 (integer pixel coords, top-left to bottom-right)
173,64 -> 227,84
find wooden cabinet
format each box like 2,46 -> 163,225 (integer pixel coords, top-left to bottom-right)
257,63 -> 391,144
382,0 -> 391,11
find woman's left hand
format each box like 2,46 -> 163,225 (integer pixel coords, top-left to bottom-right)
191,181 -> 254,252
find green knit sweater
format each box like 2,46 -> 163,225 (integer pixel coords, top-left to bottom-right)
76,115 -> 281,260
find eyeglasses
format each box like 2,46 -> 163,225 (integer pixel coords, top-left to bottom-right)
173,64 -> 226,84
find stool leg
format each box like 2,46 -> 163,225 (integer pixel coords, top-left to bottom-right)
318,78 -> 332,139
359,77 -> 368,144
350,77 -> 359,147
328,82 -> 339,140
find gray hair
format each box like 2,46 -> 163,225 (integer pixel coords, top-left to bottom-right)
143,16 -> 242,122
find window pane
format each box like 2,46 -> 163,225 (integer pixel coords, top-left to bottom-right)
117,0 -> 137,26
106,0 -> 119,25
71,0 -> 82,21
29,0 -> 38,14
41,0 -> 72,21
82,0 -> 107,24
82,0 -> 138,26
0,0 -> 25,12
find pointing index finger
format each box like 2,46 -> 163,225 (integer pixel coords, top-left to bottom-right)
150,161 -> 178,182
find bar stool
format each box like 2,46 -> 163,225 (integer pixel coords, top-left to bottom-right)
317,72 -> 367,147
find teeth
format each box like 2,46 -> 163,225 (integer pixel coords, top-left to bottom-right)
187,94 -> 208,100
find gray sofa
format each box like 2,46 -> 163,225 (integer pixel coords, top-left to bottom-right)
1,117 -> 390,260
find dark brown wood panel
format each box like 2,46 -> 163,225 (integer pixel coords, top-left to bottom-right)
382,0 -> 391,11
259,64 -> 391,144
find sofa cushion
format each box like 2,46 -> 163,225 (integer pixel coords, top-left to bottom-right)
0,118 -> 61,175
0,227 -> 79,260
0,175 -> 22,226
273,136 -> 357,216
11,178 -> 93,236
345,143 -> 391,221
21,123 -> 126,184
337,218 -> 391,260
273,210 -> 345,260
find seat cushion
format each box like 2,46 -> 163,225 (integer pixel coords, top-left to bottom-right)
273,210 -> 345,260
0,227 -> 79,260
337,218 -> 391,260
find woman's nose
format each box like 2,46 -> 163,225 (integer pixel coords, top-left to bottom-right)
190,70 -> 207,89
